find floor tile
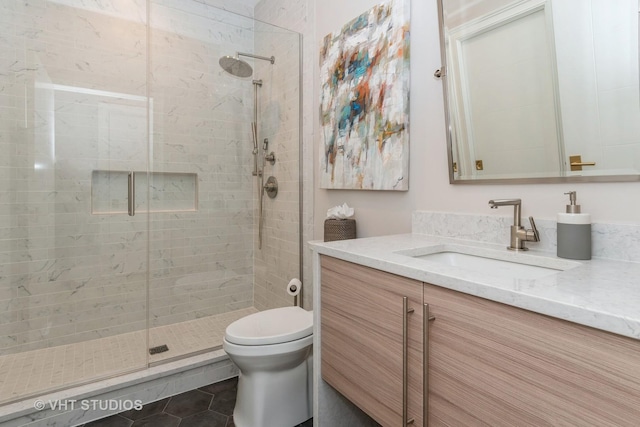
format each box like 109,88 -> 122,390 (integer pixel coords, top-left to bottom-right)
0,308 -> 257,405
84,377 -> 313,427
120,397 -> 170,421
164,389 -> 213,418
178,410 -> 229,427
83,414 -> 133,427
208,388 -> 236,416
130,413 -> 181,427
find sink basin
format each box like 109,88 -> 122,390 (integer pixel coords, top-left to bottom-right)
414,251 -> 561,279
397,244 -> 580,280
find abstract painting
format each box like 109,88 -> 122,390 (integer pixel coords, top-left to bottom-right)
319,0 -> 410,190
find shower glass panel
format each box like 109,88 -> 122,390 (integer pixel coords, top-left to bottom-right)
253,21 -> 302,311
146,1 -> 302,361
0,0 -> 301,407
0,1 -> 149,404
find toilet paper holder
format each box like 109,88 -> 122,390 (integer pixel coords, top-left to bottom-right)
287,278 -> 303,306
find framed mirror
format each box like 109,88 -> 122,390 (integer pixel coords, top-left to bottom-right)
437,0 -> 640,183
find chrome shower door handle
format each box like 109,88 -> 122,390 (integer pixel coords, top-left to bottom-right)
128,171 -> 135,216
403,297 -> 415,425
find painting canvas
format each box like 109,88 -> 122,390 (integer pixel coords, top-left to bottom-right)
319,0 -> 410,190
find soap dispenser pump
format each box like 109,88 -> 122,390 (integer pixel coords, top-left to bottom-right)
557,191 -> 591,260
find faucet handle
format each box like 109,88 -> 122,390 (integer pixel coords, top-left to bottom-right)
528,216 -> 540,242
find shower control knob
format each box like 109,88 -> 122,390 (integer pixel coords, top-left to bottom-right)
265,152 -> 276,165
264,176 -> 278,199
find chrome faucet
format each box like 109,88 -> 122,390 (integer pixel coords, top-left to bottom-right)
488,199 -> 540,251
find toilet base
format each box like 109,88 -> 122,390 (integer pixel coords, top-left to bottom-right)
232,352 -> 312,427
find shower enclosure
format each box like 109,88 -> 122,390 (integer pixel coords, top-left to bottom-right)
0,0 -> 301,405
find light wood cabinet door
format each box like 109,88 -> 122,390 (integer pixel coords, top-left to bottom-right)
424,283 -> 640,426
321,256 -> 424,426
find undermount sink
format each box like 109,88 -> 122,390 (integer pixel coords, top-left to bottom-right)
396,244 -> 580,280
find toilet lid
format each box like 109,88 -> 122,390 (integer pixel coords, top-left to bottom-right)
225,306 -> 313,345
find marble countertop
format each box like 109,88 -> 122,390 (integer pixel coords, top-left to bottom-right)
309,234 -> 640,340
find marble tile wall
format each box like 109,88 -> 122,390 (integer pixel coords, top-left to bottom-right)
151,0 -> 305,317
0,0 -> 150,355
146,1 -> 256,328
0,0 -> 273,356
254,0 -> 314,310
250,22 -> 301,311
190,0 -> 256,18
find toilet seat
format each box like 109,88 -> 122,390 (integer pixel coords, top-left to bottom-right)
225,306 -> 313,346
223,334 -> 313,357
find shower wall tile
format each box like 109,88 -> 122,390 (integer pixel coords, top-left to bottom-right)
0,0 -> 309,370
0,0 -> 258,358
0,0 -> 150,357
250,17 -> 302,311
147,1 -> 255,328
254,0 -> 314,310
155,0 -> 256,20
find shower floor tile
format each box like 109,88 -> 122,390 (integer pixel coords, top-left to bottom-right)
0,307 -> 257,405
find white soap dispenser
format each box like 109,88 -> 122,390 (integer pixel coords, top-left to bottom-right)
557,191 -> 591,260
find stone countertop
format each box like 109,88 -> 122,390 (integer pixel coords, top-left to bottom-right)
309,234 -> 640,340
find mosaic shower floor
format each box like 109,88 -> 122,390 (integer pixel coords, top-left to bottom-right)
0,307 -> 257,405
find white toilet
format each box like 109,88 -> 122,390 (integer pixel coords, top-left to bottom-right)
223,306 -> 313,427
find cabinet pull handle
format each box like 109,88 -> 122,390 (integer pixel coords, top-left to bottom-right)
423,304 -> 436,426
403,297 -> 415,425
127,171 -> 135,216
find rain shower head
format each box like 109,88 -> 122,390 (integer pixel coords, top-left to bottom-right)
219,55 -> 253,78
219,52 -> 275,78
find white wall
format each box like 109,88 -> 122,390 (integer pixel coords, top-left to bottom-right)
314,0 -> 640,241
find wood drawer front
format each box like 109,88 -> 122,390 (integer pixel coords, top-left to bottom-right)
321,256 -> 423,426
424,283 -> 640,427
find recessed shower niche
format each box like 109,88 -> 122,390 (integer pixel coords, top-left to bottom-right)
91,170 -> 198,214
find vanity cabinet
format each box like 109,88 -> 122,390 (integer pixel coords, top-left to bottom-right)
425,283 -> 640,426
320,256 -> 640,427
320,255 -> 424,426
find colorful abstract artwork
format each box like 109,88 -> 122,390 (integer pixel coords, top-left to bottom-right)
319,0 -> 410,190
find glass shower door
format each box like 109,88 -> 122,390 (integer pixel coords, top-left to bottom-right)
0,1 -> 149,404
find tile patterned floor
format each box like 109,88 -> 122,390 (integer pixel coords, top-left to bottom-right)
0,308 -> 258,404
78,377 -> 313,427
